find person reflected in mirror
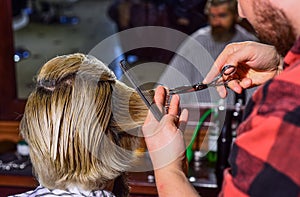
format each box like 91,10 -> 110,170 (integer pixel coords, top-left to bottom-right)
159,0 -> 257,106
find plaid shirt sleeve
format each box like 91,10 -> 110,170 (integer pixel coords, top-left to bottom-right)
220,37 -> 300,197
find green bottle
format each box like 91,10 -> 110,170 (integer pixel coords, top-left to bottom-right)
207,124 -> 219,164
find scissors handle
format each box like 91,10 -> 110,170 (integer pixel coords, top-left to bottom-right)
208,65 -> 237,86
194,82 -> 208,91
168,83 -> 208,95
167,65 -> 236,95
221,65 -> 236,76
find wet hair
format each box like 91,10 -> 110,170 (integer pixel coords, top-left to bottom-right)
20,53 -> 148,196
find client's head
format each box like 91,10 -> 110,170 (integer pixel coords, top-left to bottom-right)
20,53 -> 148,195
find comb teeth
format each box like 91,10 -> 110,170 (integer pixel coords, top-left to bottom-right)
119,60 -> 163,121
164,88 -> 171,114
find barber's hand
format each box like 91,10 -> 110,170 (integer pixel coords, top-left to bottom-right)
143,86 -> 199,197
142,86 -> 188,170
203,41 -> 283,98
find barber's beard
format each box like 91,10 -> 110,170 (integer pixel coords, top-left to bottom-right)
252,1 -> 296,56
211,25 -> 236,43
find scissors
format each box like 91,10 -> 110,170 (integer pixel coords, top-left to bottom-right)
168,65 -> 237,95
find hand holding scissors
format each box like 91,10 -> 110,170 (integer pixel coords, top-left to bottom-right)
203,42 -> 283,98
168,65 -> 237,95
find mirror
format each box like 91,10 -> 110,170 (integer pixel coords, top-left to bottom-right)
0,0 -> 123,120
13,0 -> 117,99
1,0 -> 212,120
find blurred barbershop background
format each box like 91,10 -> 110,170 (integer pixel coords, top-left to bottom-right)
0,0 -> 256,196
11,0 -> 211,99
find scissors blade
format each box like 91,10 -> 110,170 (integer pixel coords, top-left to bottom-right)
169,85 -> 195,95
169,83 -> 208,95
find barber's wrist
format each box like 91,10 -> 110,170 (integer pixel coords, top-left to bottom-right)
153,154 -> 188,176
153,158 -> 200,197
154,164 -> 186,182
154,161 -> 186,189
149,150 -> 186,171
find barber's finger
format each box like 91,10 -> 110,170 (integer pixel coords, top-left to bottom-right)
153,85 -> 166,111
226,76 -> 253,94
145,86 -> 166,123
178,109 -> 188,132
203,42 -> 250,84
216,86 -> 228,98
203,63 -> 223,85
168,94 -> 180,116
240,78 -> 253,89
203,43 -> 240,84
226,80 -> 243,94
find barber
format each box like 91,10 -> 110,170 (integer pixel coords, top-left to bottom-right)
142,0 -> 300,196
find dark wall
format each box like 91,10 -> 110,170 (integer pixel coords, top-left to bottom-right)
0,0 -> 26,121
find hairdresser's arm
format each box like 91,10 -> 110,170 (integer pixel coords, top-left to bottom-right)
203,41 -> 283,98
142,86 -> 199,197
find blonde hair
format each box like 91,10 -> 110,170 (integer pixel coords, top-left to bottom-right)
20,53 -> 148,193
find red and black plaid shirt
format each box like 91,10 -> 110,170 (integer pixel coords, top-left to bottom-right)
220,37 -> 300,197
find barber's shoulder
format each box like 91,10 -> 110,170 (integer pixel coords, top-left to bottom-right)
191,26 -> 211,38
